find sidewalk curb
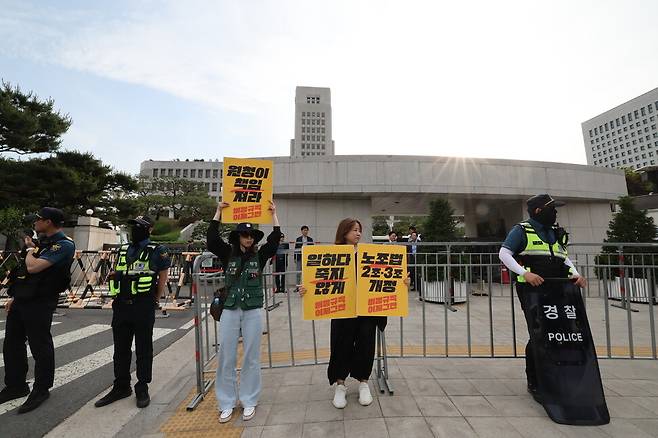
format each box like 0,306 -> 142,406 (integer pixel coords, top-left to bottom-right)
45,328 -> 198,438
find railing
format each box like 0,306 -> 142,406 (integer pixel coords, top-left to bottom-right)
0,249 -> 197,309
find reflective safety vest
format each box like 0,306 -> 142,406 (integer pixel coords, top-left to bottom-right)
109,244 -> 158,296
516,222 -> 571,282
223,255 -> 263,311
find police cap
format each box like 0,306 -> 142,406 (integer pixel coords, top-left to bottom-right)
34,207 -> 65,226
127,215 -> 155,228
526,194 -> 566,211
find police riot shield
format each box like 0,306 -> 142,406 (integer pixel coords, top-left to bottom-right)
524,279 -> 610,425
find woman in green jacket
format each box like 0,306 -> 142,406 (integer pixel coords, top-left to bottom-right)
207,200 -> 281,423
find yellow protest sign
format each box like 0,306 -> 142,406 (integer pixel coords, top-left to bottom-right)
302,245 -> 357,320
356,243 -> 408,317
222,158 -> 273,224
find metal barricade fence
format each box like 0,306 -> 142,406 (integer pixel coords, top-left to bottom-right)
0,249 -> 197,309
188,252 -> 222,410
187,250 -> 395,409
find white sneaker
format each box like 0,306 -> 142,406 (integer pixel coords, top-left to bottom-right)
219,408 -> 233,423
358,382 -> 373,406
332,384 -> 347,409
242,406 -> 256,421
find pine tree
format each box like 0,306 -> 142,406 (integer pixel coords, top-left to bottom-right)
605,196 -> 656,243
423,198 -> 458,242
0,81 -> 72,155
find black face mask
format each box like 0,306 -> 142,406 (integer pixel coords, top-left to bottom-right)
130,226 -> 150,243
533,207 -> 557,227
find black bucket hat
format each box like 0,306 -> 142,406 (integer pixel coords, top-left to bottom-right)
228,223 -> 264,245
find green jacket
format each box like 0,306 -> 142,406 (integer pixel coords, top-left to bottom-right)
223,254 -> 264,310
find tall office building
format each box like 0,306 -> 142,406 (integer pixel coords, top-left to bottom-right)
582,87 -> 658,169
290,86 -> 334,157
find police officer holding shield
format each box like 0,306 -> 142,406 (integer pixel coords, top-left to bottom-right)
499,194 -> 586,398
95,215 -> 170,409
0,207 -> 75,413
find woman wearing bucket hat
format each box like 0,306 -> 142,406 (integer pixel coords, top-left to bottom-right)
207,200 -> 281,424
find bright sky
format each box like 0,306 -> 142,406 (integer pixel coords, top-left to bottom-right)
1,0 -> 657,174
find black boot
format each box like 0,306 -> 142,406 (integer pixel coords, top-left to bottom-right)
94,387 -> 132,408
17,389 -> 49,414
0,386 -> 30,404
136,389 -> 150,408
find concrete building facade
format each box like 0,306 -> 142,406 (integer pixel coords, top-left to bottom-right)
140,159 -> 223,200
582,87 -> 658,169
289,86 -> 334,157
268,155 -> 627,246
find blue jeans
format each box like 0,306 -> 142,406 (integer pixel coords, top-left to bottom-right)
216,307 -> 263,410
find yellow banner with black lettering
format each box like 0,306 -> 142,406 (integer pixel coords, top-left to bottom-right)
222,157 -> 273,224
302,245 -> 357,320
356,243 -> 408,317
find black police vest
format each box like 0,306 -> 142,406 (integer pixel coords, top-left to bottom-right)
8,235 -> 75,300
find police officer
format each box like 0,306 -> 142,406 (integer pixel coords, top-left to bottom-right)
498,194 -> 586,399
94,215 -> 170,409
0,207 -> 75,413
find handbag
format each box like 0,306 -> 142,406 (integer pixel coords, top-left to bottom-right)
209,286 -> 227,321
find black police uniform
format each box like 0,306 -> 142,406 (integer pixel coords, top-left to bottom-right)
1,230 -> 75,409
109,238 -> 170,400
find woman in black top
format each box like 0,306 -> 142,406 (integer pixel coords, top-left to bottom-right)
300,217 -> 409,409
206,200 -> 281,423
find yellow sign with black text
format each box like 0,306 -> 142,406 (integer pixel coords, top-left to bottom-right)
356,243 -> 408,317
222,157 -> 273,224
302,245 -> 357,320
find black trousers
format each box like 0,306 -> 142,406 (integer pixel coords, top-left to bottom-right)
274,258 -> 286,291
327,317 -> 377,384
3,298 -> 55,392
111,297 -> 155,393
515,283 -> 536,385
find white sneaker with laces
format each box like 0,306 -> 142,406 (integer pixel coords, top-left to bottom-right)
243,406 -> 256,421
332,384 -> 347,409
219,408 -> 233,423
358,382 -> 373,406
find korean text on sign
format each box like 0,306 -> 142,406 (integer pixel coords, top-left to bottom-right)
302,245 -> 357,320
356,243 -> 408,317
222,158 -> 273,224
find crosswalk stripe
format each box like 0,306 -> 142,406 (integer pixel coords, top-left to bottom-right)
0,324 -> 111,364
0,321 -> 61,340
0,327 -> 175,415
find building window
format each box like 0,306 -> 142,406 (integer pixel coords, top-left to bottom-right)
152,169 -> 158,177
205,169 -> 210,178
168,169 -> 173,176
211,183 -> 218,192
183,169 -> 188,177
191,169 -> 196,178
641,107 -> 646,116
213,169 -> 218,178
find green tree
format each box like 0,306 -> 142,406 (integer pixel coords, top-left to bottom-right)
0,207 -> 25,251
597,196 -> 658,279
0,81 -> 72,155
624,168 -> 654,196
423,199 -> 458,242
605,196 -> 656,243
137,176 -> 215,220
0,151 -> 138,224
